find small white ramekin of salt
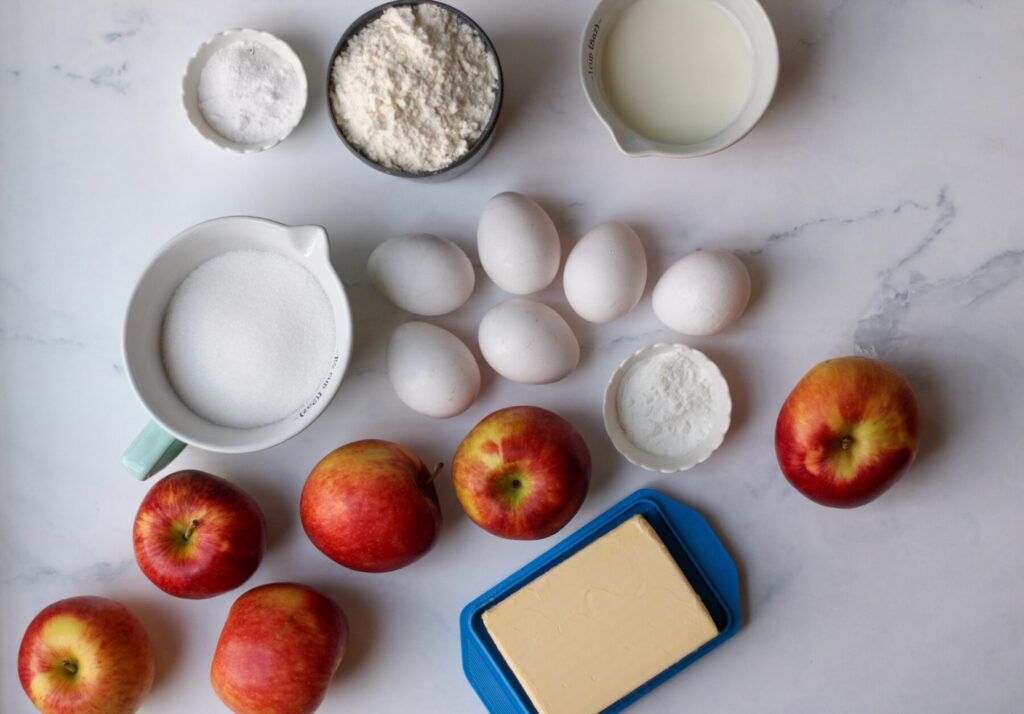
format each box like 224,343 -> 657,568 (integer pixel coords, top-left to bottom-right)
603,343 -> 732,473
183,29 -> 307,153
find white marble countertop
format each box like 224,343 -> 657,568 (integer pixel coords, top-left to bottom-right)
3,1 -> 1023,712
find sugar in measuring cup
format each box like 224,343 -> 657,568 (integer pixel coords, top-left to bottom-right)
121,216 -> 353,479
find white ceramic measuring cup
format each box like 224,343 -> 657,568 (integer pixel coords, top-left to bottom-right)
580,0 -> 778,157
121,216 -> 353,480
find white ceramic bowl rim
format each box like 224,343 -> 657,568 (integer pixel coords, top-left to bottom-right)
182,28 -> 309,153
603,343 -> 732,472
580,0 -> 779,158
122,216 -> 353,453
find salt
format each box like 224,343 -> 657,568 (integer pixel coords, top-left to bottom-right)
198,39 -> 302,145
161,250 -> 335,429
616,350 -> 714,457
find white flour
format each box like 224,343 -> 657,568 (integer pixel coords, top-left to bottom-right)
616,350 -> 714,457
198,40 -> 302,145
161,250 -> 334,429
330,4 -> 498,172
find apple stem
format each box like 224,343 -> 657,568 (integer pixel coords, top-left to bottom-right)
184,519 -> 200,541
840,436 -> 854,450
425,462 -> 444,487
62,659 -> 77,675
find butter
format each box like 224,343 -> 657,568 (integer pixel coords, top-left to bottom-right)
482,514 -> 719,714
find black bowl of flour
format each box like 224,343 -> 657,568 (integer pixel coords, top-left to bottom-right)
327,1 -> 504,181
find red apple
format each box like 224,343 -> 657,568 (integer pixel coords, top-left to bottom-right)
300,439 -> 442,572
452,405 -> 591,539
18,596 -> 155,714
775,356 -> 921,507
133,469 -> 266,598
211,582 -> 347,714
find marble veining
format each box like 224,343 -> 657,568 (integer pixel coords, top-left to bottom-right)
857,248 -> 1024,359
752,188 -> 953,255
3,560 -> 136,589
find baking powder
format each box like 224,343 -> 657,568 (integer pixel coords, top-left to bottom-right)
330,4 -> 498,172
198,40 -> 302,145
616,349 -> 714,457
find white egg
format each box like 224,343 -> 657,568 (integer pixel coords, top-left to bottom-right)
652,250 -> 751,335
477,192 -> 560,294
387,322 -> 481,418
368,234 -> 475,316
478,298 -> 579,384
563,221 -> 647,323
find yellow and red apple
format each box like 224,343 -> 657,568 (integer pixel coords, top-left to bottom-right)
452,405 -> 591,539
300,439 -> 442,572
211,582 -> 348,714
133,469 -> 266,598
775,356 -> 921,507
18,596 -> 155,714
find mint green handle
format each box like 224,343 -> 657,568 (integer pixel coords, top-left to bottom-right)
122,421 -> 186,480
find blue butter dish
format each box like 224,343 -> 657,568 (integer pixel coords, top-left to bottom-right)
459,488 -> 741,714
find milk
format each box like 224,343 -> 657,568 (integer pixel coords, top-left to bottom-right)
601,0 -> 755,145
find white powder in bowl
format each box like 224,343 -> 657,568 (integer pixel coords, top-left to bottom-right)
161,250 -> 335,429
616,349 -> 715,458
198,40 -> 302,145
330,4 -> 498,172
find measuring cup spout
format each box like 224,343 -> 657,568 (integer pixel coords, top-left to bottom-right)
287,224 -> 330,260
610,127 -> 653,157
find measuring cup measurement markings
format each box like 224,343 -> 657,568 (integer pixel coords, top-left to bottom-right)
299,354 -> 341,419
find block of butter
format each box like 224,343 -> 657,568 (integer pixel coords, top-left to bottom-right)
483,515 -> 718,714
460,489 -> 740,714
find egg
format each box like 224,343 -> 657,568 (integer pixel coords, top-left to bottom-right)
478,299 -> 579,384
387,321 -> 481,418
368,234 -> 475,316
563,221 -> 647,323
477,192 -> 560,294
652,250 -> 751,335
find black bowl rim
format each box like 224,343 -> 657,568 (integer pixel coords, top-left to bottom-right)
326,0 -> 505,179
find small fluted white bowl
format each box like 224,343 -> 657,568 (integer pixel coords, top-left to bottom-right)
182,29 -> 307,153
603,343 -> 732,472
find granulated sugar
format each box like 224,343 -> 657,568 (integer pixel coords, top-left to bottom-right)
198,40 -> 303,145
161,250 -> 334,429
330,4 -> 498,172
616,349 -> 714,457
